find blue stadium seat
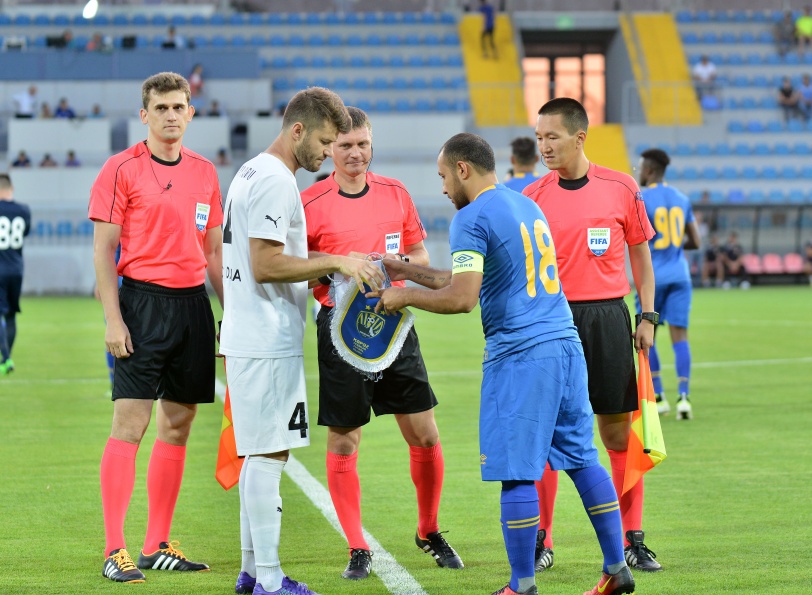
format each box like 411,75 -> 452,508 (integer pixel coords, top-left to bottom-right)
759,96 -> 778,108
775,142 -> 791,155
431,76 -> 447,89
415,99 -> 433,112
290,55 -> 308,68
731,75 -> 749,87
720,32 -> 737,43
344,12 -> 360,24
209,13 -> 225,25
748,190 -> 766,203
404,33 -> 421,45
273,78 -> 290,90
752,75 -> 770,87
383,13 -> 399,25
742,166 -> 759,179
352,77 -> 370,90
0,14 -> 10,25
268,13 -> 284,25
248,13 -> 265,25
287,13 -> 303,25
35,221 -> 54,237
740,97 -> 757,109
308,34 -> 325,46
76,220 -> 94,237
311,56 -> 327,68
715,143 -> 732,155
762,166 -> 779,179
333,78 -> 350,90
113,14 -> 129,26
726,54 -> 744,66
753,142 -> 770,155
386,34 -> 402,45
408,55 -> 426,67
801,166 -> 812,178
443,33 -> 461,45
395,99 -> 412,112
33,36 -> 47,48
347,34 -> 363,46
33,14 -> 50,26
189,15 -> 206,25
696,11 -> 712,22
780,165 -> 798,178
402,12 -> 418,24
682,167 -> 699,180
366,34 -> 383,46
325,12 -> 340,24
746,120 -> 765,132
392,77 -> 409,89
306,12 -> 322,25
362,12 -> 380,24
673,143 -> 692,156
700,32 -> 718,43
370,55 -> 386,67
766,120 -> 784,132
211,35 -> 227,47
327,34 -> 343,46
312,77 -> 329,88
768,189 -> 785,203
288,34 -> 305,46
435,98 -> 454,111
53,14 -> 70,26
372,77 -> 389,90
424,34 -> 440,45
152,14 -> 168,26
420,12 -> 439,23
269,35 -> 285,47
374,99 -> 393,112
292,77 -> 309,90
676,10 -> 693,23
728,120 -> 746,132
451,76 -> 467,89
700,166 -> 718,179
733,142 -> 751,155
739,31 -> 756,43
231,35 -> 247,47
389,55 -> 405,68
427,55 -> 444,67
721,166 -> 738,179
13,14 -> 31,25
250,34 -> 267,46
788,189 -> 806,203
793,142 -> 811,154
270,55 -> 288,68
681,32 -> 699,44
788,119 -> 806,132
348,56 -> 365,68
447,54 -> 464,66
56,221 -> 73,237
695,143 -> 713,155
355,99 -> 372,111
170,14 -> 187,26
767,53 -> 784,65
412,77 -> 428,89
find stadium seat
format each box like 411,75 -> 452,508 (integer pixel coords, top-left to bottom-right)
700,166 -> 717,180
747,190 -> 766,203
395,99 -> 412,112
783,253 -> 805,273
374,99 -> 393,112
746,120 -> 765,132
332,77 -> 350,90
76,220 -> 94,236
728,120 -> 746,132
306,12 -> 322,25
727,189 -> 746,203
385,34 -> 402,45
753,142 -> 770,155
721,166 -> 738,179
392,77 -> 409,89
289,34 -> 305,46
370,55 -> 386,67
720,32 -> 737,43
269,35 -> 285,47
762,253 -> 784,273
372,77 -> 389,90
287,13 -> 303,25
766,120 -> 784,133
780,165 -> 798,178
412,77 -> 428,89
788,120 -> 805,132
767,189 -> 785,203
367,34 -> 383,46
56,221 -> 73,237
327,34 -> 342,46
290,55 -> 308,68
352,77 -> 370,90
250,34 -> 267,46
308,34 -> 325,46
674,143 -> 692,156
311,56 -> 327,68
788,189 -> 806,203
739,31 -> 756,43
230,35 -> 247,47
742,166 -> 758,179
682,167 -> 699,180
715,143 -> 732,155
248,13 -> 265,25
801,166 -> 812,179
742,253 -> 763,274
35,221 -> 54,238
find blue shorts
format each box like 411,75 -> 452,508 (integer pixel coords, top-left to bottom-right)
479,338 -> 599,481
637,281 -> 692,328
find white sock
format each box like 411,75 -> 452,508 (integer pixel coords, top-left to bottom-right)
244,456 -> 286,591
238,459 -> 255,576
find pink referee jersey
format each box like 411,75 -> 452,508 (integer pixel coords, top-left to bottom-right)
301,171 -> 427,306
523,162 -> 654,301
88,142 -> 223,288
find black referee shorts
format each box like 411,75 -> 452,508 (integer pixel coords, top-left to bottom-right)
569,298 -> 637,415
315,306 -> 438,428
112,277 -> 216,404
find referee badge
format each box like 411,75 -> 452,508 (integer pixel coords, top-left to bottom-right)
587,227 -> 610,256
195,203 -> 210,231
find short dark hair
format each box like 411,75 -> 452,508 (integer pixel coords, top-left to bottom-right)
538,97 -> 589,135
510,136 -> 537,166
282,87 -> 351,135
141,72 -> 190,109
640,148 -> 671,174
440,133 -> 495,174
346,106 -> 372,132
0,173 -> 11,190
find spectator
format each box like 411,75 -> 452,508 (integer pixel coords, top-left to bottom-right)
88,104 -> 105,118
39,153 -> 58,167
797,6 -> 812,54
803,239 -> 812,285
698,189 -> 711,204
775,10 -> 797,57
86,32 -> 112,52
12,151 -> 31,168
478,0 -> 498,59
60,29 -> 75,49
503,136 -> 541,193
799,73 -> 812,119
214,147 -> 230,166
65,150 -> 81,167
161,25 -> 185,49
691,55 -> 717,99
207,100 -> 222,117
777,76 -> 806,122
40,102 -> 53,119
54,98 -> 77,119
12,86 -> 37,119
721,231 -> 746,288
188,64 -> 204,109
701,234 -> 724,287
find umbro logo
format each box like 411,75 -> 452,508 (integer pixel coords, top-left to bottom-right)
454,254 -> 474,264
265,215 -> 280,227
277,506 -> 283,513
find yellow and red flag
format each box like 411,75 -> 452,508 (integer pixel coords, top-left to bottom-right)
215,383 -> 243,490
622,351 -> 667,496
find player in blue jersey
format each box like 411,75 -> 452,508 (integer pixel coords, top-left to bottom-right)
371,133 -> 634,595
503,137 -> 541,193
637,149 -> 701,420
0,173 -> 31,375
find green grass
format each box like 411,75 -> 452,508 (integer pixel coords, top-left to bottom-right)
1,287 -> 811,594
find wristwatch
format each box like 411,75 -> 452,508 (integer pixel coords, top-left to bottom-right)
397,253 -> 410,263
635,311 -> 660,326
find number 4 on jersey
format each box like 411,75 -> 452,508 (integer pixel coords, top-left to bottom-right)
288,402 -> 308,438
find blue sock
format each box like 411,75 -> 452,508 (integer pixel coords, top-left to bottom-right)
649,343 -> 663,395
5,314 -> 15,354
106,351 -> 115,385
0,316 -> 9,361
500,480 -> 538,592
567,466 -> 625,573
673,340 -> 691,396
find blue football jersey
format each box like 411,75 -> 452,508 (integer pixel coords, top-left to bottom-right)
0,201 -> 31,277
503,172 -> 541,193
642,183 -> 694,285
449,184 -> 578,363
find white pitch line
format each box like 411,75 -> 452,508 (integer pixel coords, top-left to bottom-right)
214,379 -> 428,595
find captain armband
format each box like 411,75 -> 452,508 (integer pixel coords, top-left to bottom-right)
451,250 -> 484,274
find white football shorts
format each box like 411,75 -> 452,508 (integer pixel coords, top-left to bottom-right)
225,356 -> 311,456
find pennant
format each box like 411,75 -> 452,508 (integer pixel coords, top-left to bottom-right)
622,351 -> 667,496
215,378 -> 243,490
329,257 -> 414,379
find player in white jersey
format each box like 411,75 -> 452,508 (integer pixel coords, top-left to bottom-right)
219,87 -> 384,595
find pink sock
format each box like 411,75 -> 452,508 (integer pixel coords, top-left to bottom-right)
143,440 -> 186,554
100,437 -> 139,556
410,443 -> 444,537
607,449 -> 644,545
535,462 -> 558,548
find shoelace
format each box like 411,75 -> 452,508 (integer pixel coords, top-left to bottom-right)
283,577 -> 314,595
111,550 -> 137,572
633,542 -> 658,560
347,549 -> 371,569
160,540 -> 189,560
428,532 -> 456,558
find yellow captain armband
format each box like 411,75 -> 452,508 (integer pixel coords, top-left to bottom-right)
451,251 -> 484,274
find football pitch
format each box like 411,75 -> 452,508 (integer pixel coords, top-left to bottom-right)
1,286 -> 811,595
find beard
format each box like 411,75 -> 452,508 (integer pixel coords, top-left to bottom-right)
293,135 -> 322,173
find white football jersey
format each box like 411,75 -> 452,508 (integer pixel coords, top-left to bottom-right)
220,153 -> 308,358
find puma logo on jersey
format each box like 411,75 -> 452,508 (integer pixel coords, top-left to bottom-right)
265,215 -> 280,227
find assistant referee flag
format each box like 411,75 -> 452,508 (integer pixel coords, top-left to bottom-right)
622,351 -> 667,496
215,383 -> 243,490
